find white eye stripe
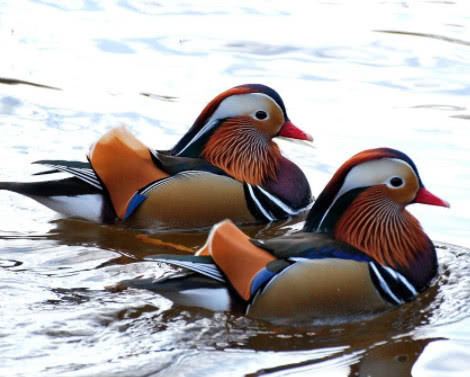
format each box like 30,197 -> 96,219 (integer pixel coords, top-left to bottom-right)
317,158 -> 418,230
340,158 -> 416,195
208,93 -> 281,123
176,93 -> 283,156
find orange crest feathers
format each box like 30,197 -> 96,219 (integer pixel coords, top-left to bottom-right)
193,87 -> 258,131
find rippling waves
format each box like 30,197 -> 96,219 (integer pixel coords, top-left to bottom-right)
1,1 -> 470,376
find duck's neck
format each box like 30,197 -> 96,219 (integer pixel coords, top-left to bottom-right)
201,118 -> 281,185
330,187 -> 434,270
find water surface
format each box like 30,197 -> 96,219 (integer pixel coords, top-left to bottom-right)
1,1 -> 470,376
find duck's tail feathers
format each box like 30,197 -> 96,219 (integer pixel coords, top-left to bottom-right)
32,160 -> 103,190
0,178 -> 110,222
0,178 -> 102,197
145,254 -> 227,283
118,272 -> 243,312
0,182 -> 13,191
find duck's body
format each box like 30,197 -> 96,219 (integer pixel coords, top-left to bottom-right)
119,148 -> 449,322
0,84 -> 313,228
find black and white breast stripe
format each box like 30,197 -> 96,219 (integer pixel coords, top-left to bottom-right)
369,262 -> 418,305
244,184 -> 311,221
37,163 -> 103,190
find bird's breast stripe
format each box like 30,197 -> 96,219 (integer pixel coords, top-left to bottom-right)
244,184 -> 309,221
368,262 -> 418,305
244,184 -> 275,221
255,186 -> 309,215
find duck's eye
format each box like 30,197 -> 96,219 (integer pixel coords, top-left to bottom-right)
389,176 -> 404,188
255,110 -> 268,120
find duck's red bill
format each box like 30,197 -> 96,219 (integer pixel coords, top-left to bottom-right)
279,121 -> 313,142
415,187 -> 450,208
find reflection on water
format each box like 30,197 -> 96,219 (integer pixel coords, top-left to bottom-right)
376,30 -> 470,48
1,0 -> 470,376
1,218 -> 469,377
0,77 -> 61,90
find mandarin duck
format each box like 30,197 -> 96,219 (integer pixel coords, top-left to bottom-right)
0,84 -> 313,228
119,148 -> 449,322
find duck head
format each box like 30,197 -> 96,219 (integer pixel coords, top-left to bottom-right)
171,84 -> 313,185
304,148 -> 449,269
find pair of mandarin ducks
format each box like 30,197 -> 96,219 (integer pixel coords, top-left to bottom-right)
0,84 -> 449,322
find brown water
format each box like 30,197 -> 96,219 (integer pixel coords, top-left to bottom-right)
1,1 -> 470,376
